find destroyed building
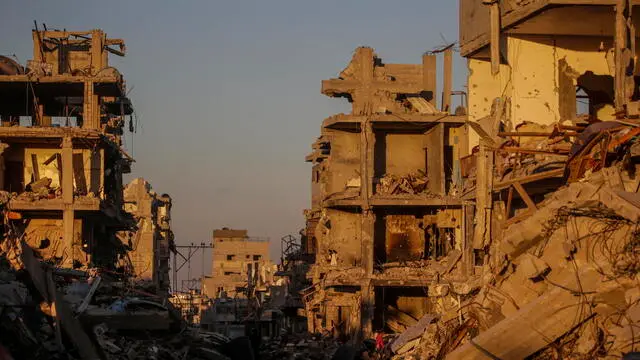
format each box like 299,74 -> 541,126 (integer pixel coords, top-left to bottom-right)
199,229 -> 282,342
0,28 -> 134,271
271,233 -> 313,335
0,28 -> 201,360
303,46 -> 470,339
201,228 -> 275,300
433,0 -> 640,358
121,177 -> 174,296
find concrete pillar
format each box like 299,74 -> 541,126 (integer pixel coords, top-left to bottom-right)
362,210 -> 375,275
423,54 -> 437,107
82,81 -> 99,129
62,137 -> 74,266
361,120 -> 375,274
306,306 -> 316,333
360,281 -> 374,339
473,141 -> 494,251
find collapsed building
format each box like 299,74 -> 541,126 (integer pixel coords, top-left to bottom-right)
304,1 -> 640,359
303,46 -> 469,339
0,28 -> 210,360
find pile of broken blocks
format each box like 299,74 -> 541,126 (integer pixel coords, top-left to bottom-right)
260,332 -> 339,360
0,237 -> 246,360
374,120 -> 640,360
376,171 -> 430,197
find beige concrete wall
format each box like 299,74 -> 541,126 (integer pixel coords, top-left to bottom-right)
326,131 -> 360,196
467,34 -> 619,152
128,219 -> 155,281
25,218 -> 84,264
467,57 -> 512,150
317,209 -> 361,267
206,235 -> 271,298
385,133 -> 425,176
311,163 -> 323,208
447,125 -> 468,190
23,147 -> 103,196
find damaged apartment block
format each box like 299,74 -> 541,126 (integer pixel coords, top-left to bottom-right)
0,28 -> 189,360
0,29 -> 134,271
304,46 -> 471,339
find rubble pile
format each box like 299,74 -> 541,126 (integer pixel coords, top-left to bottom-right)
0,237 -> 239,360
377,121 -> 640,359
376,171 -> 430,196
446,178 -> 640,358
260,332 -> 340,360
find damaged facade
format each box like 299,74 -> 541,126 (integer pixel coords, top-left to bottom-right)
304,1 -> 640,359
303,46 -> 470,340
201,228 -> 274,300
121,178 -> 174,295
200,229 -> 281,340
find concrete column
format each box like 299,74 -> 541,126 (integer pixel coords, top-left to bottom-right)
306,306 -> 316,333
360,281 -> 374,339
423,54 -> 437,107
62,137 -> 74,266
82,81 -> 99,129
361,120 -> 375,274
362,210 -> 375,275
473,141 -> 494,251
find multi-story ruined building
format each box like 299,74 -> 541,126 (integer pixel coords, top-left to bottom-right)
304,47 -> 471,338
0,29 -> 135,270
121,177 -> 174,295
201,228 -> 275,299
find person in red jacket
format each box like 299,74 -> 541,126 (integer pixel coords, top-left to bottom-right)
375,332 -> 384,352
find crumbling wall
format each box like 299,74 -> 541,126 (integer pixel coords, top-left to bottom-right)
382,133 -> 425,177
24,218 -> 84,263
316,209 -> 361,267
467,34 -> 625,152
122,178 -> 173,294
385,215 -> 425,262
324,131 -> 360,197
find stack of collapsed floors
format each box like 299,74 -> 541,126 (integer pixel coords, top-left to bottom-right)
303,1 -> 640,358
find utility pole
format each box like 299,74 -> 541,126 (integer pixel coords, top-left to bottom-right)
172,242 -> 214,293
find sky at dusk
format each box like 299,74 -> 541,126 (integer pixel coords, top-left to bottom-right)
0,0 -> 466,286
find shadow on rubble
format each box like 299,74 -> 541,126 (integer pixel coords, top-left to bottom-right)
258,298 -> 383,360
0,241 -> 260,360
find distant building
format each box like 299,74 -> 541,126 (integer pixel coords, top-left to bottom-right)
201,228 -> 274,299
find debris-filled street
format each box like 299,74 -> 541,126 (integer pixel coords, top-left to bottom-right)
4,0 -> 640,359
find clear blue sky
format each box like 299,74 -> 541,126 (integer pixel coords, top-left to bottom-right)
1,0 -> 465,285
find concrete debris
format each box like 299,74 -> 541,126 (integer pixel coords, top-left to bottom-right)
259,332 -> 340,360
376,171 -> 430,196
0,247 -> 244,359
389,314 -> 437,353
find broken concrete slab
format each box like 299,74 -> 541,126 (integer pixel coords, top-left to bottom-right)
390,314 -> 437,353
